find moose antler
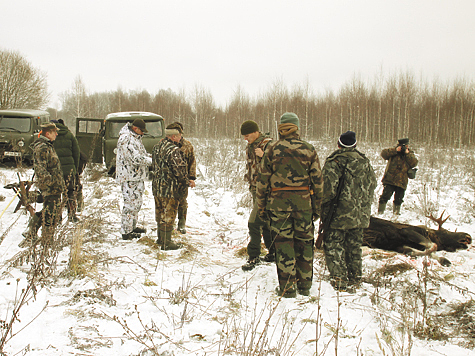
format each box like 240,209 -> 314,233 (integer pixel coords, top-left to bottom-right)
426,210 -> 450,230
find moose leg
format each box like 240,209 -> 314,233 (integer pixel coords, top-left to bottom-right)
400,228 -> 437,255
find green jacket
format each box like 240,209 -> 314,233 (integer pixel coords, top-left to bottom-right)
381,147 -> 418,189
52,123 -> 80,179
256,131 -> 323,213
31,136 -> 65,197
244,132 -> 272,191
321,147 -> 376,230
152,138 -> 189,199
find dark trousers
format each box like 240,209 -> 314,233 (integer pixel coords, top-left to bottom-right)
379,184 -> 406,206
247,191 -> 274,259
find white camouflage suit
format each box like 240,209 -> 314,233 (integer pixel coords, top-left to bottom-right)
116,123 -> 152,235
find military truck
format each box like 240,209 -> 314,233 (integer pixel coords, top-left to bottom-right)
76,111 -> 165,175
0,109 -> 51,164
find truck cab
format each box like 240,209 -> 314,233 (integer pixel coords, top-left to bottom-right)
76,111 -> 165,175
0,109 -> 50,165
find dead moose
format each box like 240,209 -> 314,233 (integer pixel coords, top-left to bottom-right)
363,212 -> 472,266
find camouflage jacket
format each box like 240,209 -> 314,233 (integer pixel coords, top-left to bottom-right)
321,147 -> 376,230
244,133 -> 272,191
152,138 -> 189,199
179,138 -> 197,181
256,132 -> 323,213
381,147 -> 418,189
115,124 -> 152,183
31,136 -> 65,196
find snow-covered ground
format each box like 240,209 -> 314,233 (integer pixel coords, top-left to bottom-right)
0,139 -> 474,355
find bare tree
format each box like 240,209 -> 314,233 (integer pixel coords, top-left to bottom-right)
0,49 -> 49,109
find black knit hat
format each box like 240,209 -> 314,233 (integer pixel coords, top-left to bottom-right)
240,120 -> 259,135
338,131 -> 357,148
132,118 -> 148,133
398,138 -> 409,145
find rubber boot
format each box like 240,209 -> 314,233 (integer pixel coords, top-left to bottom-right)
76,190 -> 84,212
177,219 -> 186,234
19,213 -> 41,247
393,204 -> 401,215
156,230 -> 181,250
378,203 -> 386,214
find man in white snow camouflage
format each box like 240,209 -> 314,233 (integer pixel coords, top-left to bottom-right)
116,119 -> 152,240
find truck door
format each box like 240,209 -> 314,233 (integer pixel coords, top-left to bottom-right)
75,118 -> 104,164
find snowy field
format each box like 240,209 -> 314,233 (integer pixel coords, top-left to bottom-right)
0,138 -> 474,356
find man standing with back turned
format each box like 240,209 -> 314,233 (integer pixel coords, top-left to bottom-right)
320,131 -> 376,292
240,120 -> 275,271
257,113 -> 323,298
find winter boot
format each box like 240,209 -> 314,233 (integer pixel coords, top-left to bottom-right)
133,226 -> 147,234
393,204 -> 401,215
67,198 -> 79,222
76,191 -> 84,212
122,232 -> 141,240
156,230 -> 181,250
378,203 -> 386,214
177,219 -> 186,234
241,257 -> 261,271
19,213 -> 41,247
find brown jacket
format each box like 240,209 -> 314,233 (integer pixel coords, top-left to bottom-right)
381,147 -> 418,189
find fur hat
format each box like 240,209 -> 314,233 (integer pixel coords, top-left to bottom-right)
280,112 -> 299,127
338,131 -> 357,148
132,118 -> 148,133
240,120 -> 259,135
168,122 -> 184,134
41,122 -> 58,133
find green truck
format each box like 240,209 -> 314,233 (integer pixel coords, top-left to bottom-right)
0,109 -> 51,164
76,111 -> 165,175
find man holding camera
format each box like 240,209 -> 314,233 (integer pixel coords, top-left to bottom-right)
378,138 -> 418,215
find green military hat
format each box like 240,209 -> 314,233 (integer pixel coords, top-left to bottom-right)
398,138 -> 409,145
132,118 -> 148,133
280,112 -> 299,128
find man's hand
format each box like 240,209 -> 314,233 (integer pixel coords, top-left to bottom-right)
255,147 -> 264,158
189,180 -> 196,188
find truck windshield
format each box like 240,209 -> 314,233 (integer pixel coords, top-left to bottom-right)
0,117 -> 31,133
109,121 -> 163,138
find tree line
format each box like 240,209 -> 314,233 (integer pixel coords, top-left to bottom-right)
2,49 -> 475,146
56,74 -> 475,147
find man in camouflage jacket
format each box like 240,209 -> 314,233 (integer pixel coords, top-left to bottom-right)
378,138 -> 418,215
256,113 -> 323,298
22,122 -> 66,247
152,125 -> 189,250
167,122 -> 196,234
116,119 -> 152,240
240,120 -> 275,271
321,131 -> 376,292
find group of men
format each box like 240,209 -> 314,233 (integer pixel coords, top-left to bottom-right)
115,119 -> 196,249
24,113 -> 417,298
240,113 -> 418,297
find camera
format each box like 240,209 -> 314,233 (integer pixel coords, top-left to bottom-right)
399,144 -> 407,154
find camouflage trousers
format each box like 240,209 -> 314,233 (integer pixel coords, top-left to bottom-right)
323,228 -> 363,288
120,181 -> 144,234
269,210 -> 314,292
154,196 -> 179,232
39,195 -> 62,246
248,190 -> 274,259
177,187 -> 188,222
379,184 -> 406,206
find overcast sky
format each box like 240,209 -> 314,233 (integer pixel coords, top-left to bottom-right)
2,0 -> 475,109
